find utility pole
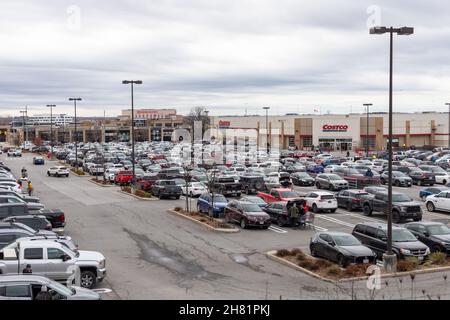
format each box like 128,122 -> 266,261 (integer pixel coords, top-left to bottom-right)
46,104 -> 56,156
446,103 -> 450,148
69,98 -> 82,170
19,110 -> 26,147
363,103 -> 373,157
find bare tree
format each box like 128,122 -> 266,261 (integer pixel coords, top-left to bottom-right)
184,106 -> 210,136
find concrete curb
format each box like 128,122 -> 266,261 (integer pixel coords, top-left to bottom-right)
69,171 -> 89,178
118,190 -> 159,201
89,179 -> 117,188
266,250 -> 450,284
167,209 -> 240,233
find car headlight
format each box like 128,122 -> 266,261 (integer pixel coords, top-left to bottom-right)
425,248 -> 431,255
400,207 -> 408,212
400,248 -> 411,255
99,259 -> 106,268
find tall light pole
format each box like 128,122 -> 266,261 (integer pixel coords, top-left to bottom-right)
46,104 -> 56,156
370,26 -> 414,273
19,110 -> 26,147
61,114 -> 67,144
446,103 -> 450,148
69,98 -> 82,170
363,103 -> 373,157
122,80 -> 143,188
263,107 -> 270,153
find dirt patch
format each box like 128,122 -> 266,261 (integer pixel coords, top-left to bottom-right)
173,208 -> 234,229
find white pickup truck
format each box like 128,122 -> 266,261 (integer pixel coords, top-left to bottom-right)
0,239 -> 106,289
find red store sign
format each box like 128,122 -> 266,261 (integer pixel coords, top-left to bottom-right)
322,124 -> 349,132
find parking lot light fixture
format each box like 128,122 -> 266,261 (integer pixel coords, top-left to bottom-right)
363,104 -> 373,158
446,103 -> 450,148
263,107 -> 270,154
122,80 -> 143,188
46,104 -> 56,156
370,26 -> 414,273
69,98 -> 82,170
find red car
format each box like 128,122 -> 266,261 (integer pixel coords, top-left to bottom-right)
114,170 -> 134,185
257,188 -> 301,204
135,175 -> 159,191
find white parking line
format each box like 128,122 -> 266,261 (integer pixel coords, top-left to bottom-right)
310,225 -> 328,232
316,215 -> 355,228
342,212 -> 379,222
268,226 -> 288,234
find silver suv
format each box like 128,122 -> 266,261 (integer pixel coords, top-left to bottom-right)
315,174 -> 349,191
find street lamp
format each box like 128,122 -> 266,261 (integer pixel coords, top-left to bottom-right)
69,98 -> 82,170
263,107 -> 270,153
370,26 -> 414,272
363,103 -> 373,157
46,104 -> 56,156
122,80 -> 143,188
19,110 -> 26,147
446,103 -> 450,148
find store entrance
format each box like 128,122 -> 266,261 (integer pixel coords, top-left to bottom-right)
318,138 -> 353,152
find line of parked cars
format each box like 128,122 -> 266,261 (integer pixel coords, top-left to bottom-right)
0,154 -> 106,300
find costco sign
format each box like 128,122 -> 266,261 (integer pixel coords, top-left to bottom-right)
322,124 -> 349,132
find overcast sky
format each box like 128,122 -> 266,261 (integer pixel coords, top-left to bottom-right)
1,0 -> 449,117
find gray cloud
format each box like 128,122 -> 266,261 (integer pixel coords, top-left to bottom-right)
0,0 -> 449,117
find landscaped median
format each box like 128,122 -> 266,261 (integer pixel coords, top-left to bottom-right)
267,248 -> 450,283
89,178 -> 117,187
119,186 -> 159,201
167,207 -> 240,233
69,168 -> 89,177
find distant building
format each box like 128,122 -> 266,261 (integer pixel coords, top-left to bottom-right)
27,114 -> 74,126
121,109 -> 177,120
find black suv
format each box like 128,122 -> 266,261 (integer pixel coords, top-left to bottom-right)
240,175 -> 266,195
405,221 -> 450,254
352,222 -> 430,261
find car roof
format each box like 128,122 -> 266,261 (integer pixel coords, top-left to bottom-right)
356,222 -> 403,230
311,191 -> 334,195
406,221 -> 445,226
346,189 -> 368,193
0,275 -> 52,284
318,231 -> 353,237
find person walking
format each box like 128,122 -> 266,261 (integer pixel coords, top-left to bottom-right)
27,181 -> 33,196
22,264 -> 32,274
288,203 -> 299,227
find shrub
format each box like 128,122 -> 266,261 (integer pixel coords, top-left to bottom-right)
276,249 -> 291,257
134,189 -> 152,198
295,252 -> 307,262
174,207 -> 183,212
314,259 -> 332,269
397,257 -> 420,272
71,168 -> 85,176
290,248 -> 302,256
326,265 -> 342,276
121,186 -> 131,194
429,252 -> 447,265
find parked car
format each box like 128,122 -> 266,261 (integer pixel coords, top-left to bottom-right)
3,215 -> 52,231
240,175 -> 266,195
306,164 -> 324,174
240,196 -> 268,209
0,222 -> 56,249
7,149 -> 21,157
335,189 -> 370,212
114,170 -> 134,185
224,201 -> 271,229
419,186 -> 449,201
212,175 -> 242,197
425,190 -> 450,213
263,199 -> 307,227
362,191 -> 422,223
151,180 -> 182,199
352,222 -> 430,261
310,231 -> 376,267
32,156 -> 45,165
0,275 -> 101,300
0,195 -> 44,212
134,174 -> 159,192
380,171 -> 412,187
408,169 -> 435,186
405,221 -> 450,254
315,174 -> 349,191
197,193 -> 228,218
290,172 -> 315,186
181,182 -> 208,197
47,166 -> 69,178
303,191 -> 338,213
0,239 -> 106,289
419,165 -> 450,185
257,188 -> 301,204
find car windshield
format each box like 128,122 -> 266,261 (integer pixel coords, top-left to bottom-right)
280,191 -> 299,198
246,197 -> 266,204
347,169 -> 361,175
328,175 -> 342,180
392,194 -> 412,202
242,204 -> 262,212
333,235 -> 361,246
432,167 -> 447,173
392,229 -> 418,242
212,195 -> 227,202
393,172 -> 407,177
427,225 -> 450,235
50,279 -> 76,296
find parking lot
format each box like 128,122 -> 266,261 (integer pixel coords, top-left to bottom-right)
3,152 -> 450,300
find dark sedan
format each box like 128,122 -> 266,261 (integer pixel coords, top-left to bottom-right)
32,156 -> 45,165
408,169 -> 435,186
309,232 -> 376,267
405,221 -> 450,254
291,172 -> 315,186
264,199 -> 307,227
335,190 -> 370,211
